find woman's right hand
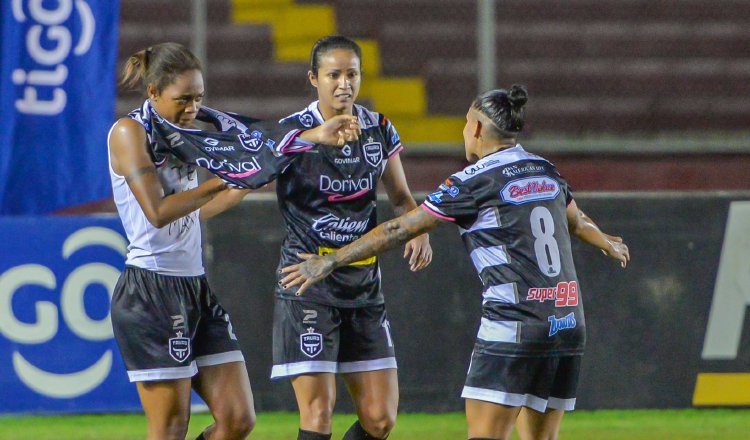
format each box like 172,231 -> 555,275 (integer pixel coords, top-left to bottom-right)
300,115 -> 360,146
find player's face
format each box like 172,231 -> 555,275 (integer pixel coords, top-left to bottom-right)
149,69 -> 204,128
463,108 -> 481,162
309,49 -> 361,116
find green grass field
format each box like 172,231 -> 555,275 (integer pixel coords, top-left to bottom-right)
2,409 -> 749,439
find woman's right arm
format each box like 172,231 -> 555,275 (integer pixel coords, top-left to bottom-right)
109,118 -> 228,228
566,198 -> 630,268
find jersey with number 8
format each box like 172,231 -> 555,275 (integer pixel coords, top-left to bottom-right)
421,145 -> 585,357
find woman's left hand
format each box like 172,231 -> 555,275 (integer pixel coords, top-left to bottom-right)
403,233 -> 432,272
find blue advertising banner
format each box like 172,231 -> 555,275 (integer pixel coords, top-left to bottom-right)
0,215 -> 140,414
0,1 -> 119,214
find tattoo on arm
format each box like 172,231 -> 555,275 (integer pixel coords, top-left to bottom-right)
124,166 -> 157,183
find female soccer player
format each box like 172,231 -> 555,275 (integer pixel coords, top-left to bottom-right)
270,36 -> 433,440
281,85 -> 630,440
109,42 -> 359,440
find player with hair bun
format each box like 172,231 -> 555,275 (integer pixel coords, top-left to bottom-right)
282,85 -> 630,440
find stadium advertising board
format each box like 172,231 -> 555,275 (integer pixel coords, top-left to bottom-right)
205,193 -> 750,410
0,216 -> 140,414
0,1 -> 119,214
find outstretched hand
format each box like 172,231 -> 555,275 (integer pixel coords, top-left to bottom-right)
306,115 -> 361,146
280,253 -> 336,296
403,234 -> 432,271
602,234 -> 630,268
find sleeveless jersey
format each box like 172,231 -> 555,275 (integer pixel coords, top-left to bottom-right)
108,100 -> 204,276
275,101 -> 403,307
421,145 -> 585,356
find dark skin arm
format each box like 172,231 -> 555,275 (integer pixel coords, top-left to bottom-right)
111,115 -> 361,227
109,117 -> 229,228
280,207 -> 443,295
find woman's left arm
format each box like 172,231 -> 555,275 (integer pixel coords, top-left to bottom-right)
381,154 -> 433,271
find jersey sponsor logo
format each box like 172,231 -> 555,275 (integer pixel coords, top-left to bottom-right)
548,312 -> 577,336
391,132 -> 400,146
195,156 -> 262,179
168,330 -> 191,363
204,145 -> 235,152
299,113 -> 314,128
439,182 -> 460,198
527,281 -> 579,307
318,246 -> 377,266
501,176 -> 560,205
502,163 -> 546,177
300,327 -> 323,358
203,137 -> 219,147
466,159 -> 501,176
312,213 -> 369,243
342,144 -> 352,156
363,140 -> 383,167
427,191 -> 444,205
319,173 -> 374,202
335,157 -> 361,165
238,130 -> 263,152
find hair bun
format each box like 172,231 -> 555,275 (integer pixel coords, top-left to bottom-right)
507,84 -> 528,109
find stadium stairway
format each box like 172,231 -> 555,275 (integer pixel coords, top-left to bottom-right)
118,0 -> 750,140
100,0 -> 750,211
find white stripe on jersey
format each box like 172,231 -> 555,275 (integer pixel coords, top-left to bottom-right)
452,144 -> 548,182
469,245 -> 509,273
482,283 -> 519,305
460,206 -> 501,234
303,100 -> 381,130
477,317 -> 520,343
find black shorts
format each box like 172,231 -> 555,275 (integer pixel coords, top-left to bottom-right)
271,298 -> 396,379
111,266 -> 244,382
461,352 -> 581,412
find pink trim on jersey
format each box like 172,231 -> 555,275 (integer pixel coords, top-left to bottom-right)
421,203 -> 455,222
326,188 -> 370,202
278,129 -> 309,153
225,169 -> 260,178
387,144 -> 403,158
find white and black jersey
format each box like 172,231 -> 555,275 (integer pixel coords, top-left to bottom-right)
275,101 -> 403,308
108,101 -> 204,276
422,145 -> 584,357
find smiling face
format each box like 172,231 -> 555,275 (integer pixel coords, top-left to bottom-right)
309,48 -> 361,119
148,69 -> 204,128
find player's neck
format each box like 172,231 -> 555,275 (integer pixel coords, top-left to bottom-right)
318,104 -> 354,122
479,140 -> 516,159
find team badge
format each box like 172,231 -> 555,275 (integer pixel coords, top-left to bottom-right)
300,327 -> 323,358
363,139 -> 383,167
299,113 -> 314,128
169,331 -> 191,363
238,130 -> 263,152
